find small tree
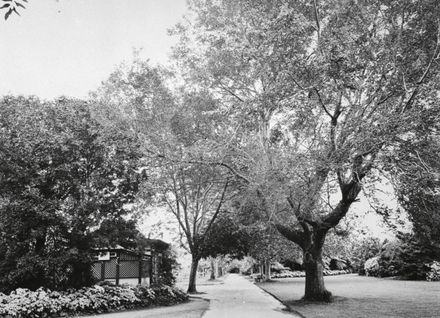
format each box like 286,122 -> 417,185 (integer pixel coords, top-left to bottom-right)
199,211 -> 251,279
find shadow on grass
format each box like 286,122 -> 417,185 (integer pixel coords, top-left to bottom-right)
257,275 -> 440,318
287,296 -> 348,306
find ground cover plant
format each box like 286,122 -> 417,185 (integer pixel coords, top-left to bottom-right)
0,284 -> 188,318
258,274 -> 440,318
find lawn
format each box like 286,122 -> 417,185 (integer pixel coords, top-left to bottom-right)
258,274 -> 440,318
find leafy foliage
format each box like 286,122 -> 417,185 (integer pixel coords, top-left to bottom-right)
0,0 -> 27,20
0,96 -> 144,292
199,212 -> 251,259
0,284 -> 187,317
156,248 -> 180,286
426,261 -> 440,282
171,0 -> 440,300
385,113 -> 440,250
359,234 -> 439,280
377,234 -> 438,280
93,58 -> 236,293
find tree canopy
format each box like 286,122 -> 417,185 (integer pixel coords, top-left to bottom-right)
0,96 -> 145,292
171,0 -> 440,301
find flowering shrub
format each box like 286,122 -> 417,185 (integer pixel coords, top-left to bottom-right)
364,256 -> 380,277
426,261 -> 440,282
0,284 -> 188,317
253,269 -> 352,280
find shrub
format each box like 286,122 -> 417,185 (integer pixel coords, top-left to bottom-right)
0,284 -> 188,318
0,250 -> 95,294
364,257 -> 380,277
376,234 -> 438,280
157,248 -> 180,286
426,261 -> 440,282
350,237 -> 383,275
268,269 -> 351,279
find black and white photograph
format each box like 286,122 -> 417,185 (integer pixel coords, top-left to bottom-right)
0,1 -> 439,317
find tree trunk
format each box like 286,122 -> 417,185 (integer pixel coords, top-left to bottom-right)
303,247 -> 332,302
264,259 -> 271,280
209,257 -> 216,280
187,257 -> 200,293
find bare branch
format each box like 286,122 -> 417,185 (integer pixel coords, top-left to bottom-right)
313,88 -> 333,119
204,179 -> 229,233
401,20 -> 440,113
313,0 -> 321,42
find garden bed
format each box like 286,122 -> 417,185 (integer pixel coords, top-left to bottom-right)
251,269 -> 352,281
0,284 -> 188,318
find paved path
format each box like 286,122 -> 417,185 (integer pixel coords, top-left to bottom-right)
78,298 -> 208,318
199,274 -> 299,318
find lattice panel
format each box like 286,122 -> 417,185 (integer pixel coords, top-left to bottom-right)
104,258 -> 117,278
92,262 -> 102,280
119,261 -> 140,278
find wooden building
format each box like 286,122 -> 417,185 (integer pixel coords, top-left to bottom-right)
91,239 -> 169,286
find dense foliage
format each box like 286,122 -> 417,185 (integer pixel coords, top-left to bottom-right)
387,122 -> 440,253
199,212 -> 251,260
0,284 -> 187,318
93,59 -> 237,293
357,234 -> 439,280
0,96 -> 145,292
156,248 -> 180,286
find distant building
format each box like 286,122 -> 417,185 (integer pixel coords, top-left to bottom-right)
91,239 -> 169,286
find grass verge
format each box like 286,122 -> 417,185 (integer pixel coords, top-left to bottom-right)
257,274 -> 440,318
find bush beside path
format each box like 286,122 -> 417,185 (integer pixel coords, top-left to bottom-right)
0,284 -> 189,318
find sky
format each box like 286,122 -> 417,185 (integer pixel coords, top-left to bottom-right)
0,0 -> 399,241
0,0 -> 189,100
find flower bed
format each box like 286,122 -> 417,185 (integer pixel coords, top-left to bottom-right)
271,269 -> 352,279
252,269 -> 352,280
0,284 -> 188,318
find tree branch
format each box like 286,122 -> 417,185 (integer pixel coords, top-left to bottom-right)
204,179 -> 229,234
274,223 -> 305,248
313,88 -> 333,119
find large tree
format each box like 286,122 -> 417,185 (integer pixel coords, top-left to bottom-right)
0,96 -> 144,292
93,59 -> 237,293
172,0 -> 440,301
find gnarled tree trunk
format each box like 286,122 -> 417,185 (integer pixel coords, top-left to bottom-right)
276,179 -> 363,302
303,244 -> 331,301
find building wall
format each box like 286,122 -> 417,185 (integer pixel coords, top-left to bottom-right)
103,278 -> 150,286
92,251 -> 152,285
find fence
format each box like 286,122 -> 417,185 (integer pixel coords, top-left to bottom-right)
92,249 -> 152,285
